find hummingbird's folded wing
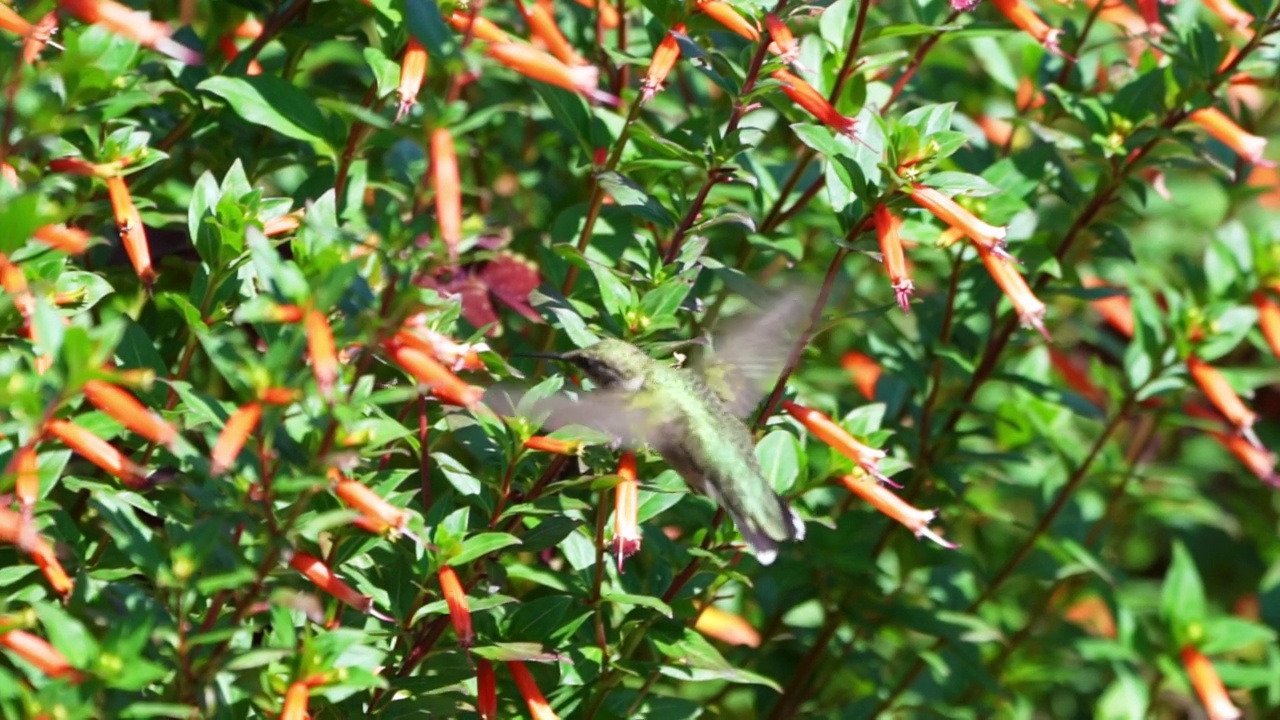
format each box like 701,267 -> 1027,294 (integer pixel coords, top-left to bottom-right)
697,287 -> 818,418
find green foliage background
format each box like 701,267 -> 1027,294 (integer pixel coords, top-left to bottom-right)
0,0 -> 1278,717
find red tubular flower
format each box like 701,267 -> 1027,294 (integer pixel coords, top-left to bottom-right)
0,507 -> 74,595
873,203 -> 913,312
507,661 -> 560,720
1082,277 -> 1135,337
279,680 -> 310,720
1201,0 -> 1253,29
22,11 -> 56,64
48,156 -> 123,178
260,387 -> 298,406
1187,355 -> 1259,448
45,419 -> 145,488
989,0 -> 1063,53
396,37 -> 428,122
909,184 -> 1009,259
572,0 -> 619,28
210,401 -> 263,475
83,379 -> 178,447
32,225 -> 90,254
56,0 -> 202,64
104,175 -> 156,287
840,351 -> 881,400
430,128 -> 463,254
330,468 -> 409,533
290,551 -> 391,620
304,309 -> 338,398
262,210 -> 305,237
486,42 -> 616,105
1,162 -> 16,188
523,435 -> 584,455
217,34 -> 263,75
1180,645 -> 1242,720
838,474 -> 958,548
696,0 -> 759,41
438,565 -> 474,647
1210,426 -> 1278,486
523,2 -> 587,66
1136,0 -> 1162,29
783,401 -> 895,486
384,338 -> 485,407
1189,107 -> 1270,166
772,69 -> 857,138
640,23 -> 683,103
976,243 -> 1049,340
1048,348 -> 1106,407
476,659 -> 498,720
447,11 -> 512,43
694,604 -> 761,647
1253,290 -> 1280,360
0,630 -> 83,681
613,452 -> 641,569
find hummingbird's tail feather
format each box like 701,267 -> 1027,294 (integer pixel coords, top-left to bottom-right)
727,492 -> 805,566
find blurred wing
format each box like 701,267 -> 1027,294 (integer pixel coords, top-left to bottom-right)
520,391 -> 671,449
698,288 -> 817,418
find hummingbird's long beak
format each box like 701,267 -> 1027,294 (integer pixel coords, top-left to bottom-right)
513,351 -> 569,361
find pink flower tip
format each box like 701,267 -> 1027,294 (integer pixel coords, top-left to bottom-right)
893,280 -> 914,313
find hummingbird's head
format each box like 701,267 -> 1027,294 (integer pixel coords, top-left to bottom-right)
559,339 -> 652,390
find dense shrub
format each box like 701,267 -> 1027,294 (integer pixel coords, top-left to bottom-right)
0,0 -> 1277,717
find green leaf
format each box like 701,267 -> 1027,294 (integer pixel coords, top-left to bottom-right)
449,533 -> 522,566
198,76 -> 336,155
652,629 -> 782,692
1160,542 -> 1206,637
755,430 -> 802,494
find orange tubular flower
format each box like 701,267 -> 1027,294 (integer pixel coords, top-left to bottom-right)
21,11 -> 57,64
873,203 -> 913,312
0,3 -> 31,36
56,0 -> 202,64
694,605 -> 761,647
772,69 -> 857,138
989,0 -> 1062,53
486,42 -> 615,105
765,14 -> 799,65
507,661 -> 560,720
1048,348 -> 1106,407
395,325 -> 487,371
83,380 -> 177,447
1,162 -> 16,188
523,3 -> 587,66
210,402 -> 263,475
1180,645 -> 1242,720
384,338 -> 485,407
1253,290 -> 1280,359
304,309 -> 338,398
48,156 -> 123,178
396,37 -> 428,122
909,184 -> 1009,259
783,401 -> 894,486
260,387 -> 298,406
45,419 -> 145,488
330,469 -> 408,533
12,444 -> 40,510
1187,355 -> 1259,447
438,565 -> 474,647
290,551 -> 392,621
1189,108 -> 1269,166
1202,0 -> 1253,29
0,254 -> 34,318
640,23 -> 683,103
430,128 -> 462,254
840,351 -> 881,400
476,659 -> 498,720
0,630 -> 82,682
104,175 -> 156,287
523,435 -> 584,455
32,225 -> 90,254
976,244 -> 1050,340
1211,427 -> 1278,486
838,474 -> 958,548
267,303 -> 305,323
697,0 -> 759,41
447,10 -> 512,43
261,210 -> 304,237
613,451 -> 641,569
572,0 -> 619,28
0,507 -> 73,595
279,681 -> 310,720
1082,278 -> 1135,337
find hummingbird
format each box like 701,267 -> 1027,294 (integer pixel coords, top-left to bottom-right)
514,289 -> 815,565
